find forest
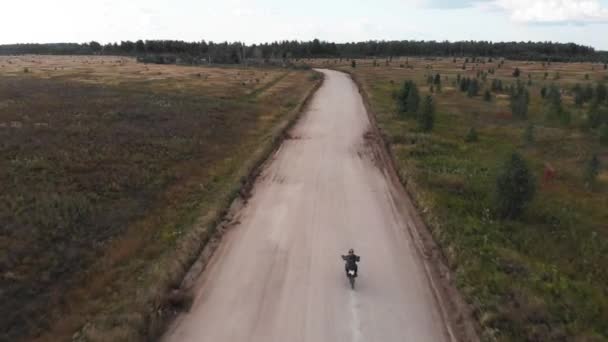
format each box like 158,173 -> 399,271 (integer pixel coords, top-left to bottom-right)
1,39 -> 606,63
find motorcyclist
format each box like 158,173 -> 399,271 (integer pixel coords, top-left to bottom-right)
341,248 -> 360,277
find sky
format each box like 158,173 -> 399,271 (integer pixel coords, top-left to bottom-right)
1,0 -> 607,50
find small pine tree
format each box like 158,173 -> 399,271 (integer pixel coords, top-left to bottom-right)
396,81 -> 411,114
585,74 -> 590,80
434,73 -> 441,85
600,123 -> 608,146
351,60 -> 356,68
583,84 -> 594,102
604,63 -> 607,70
484,90 -> 492,101
510,81 -> 529,119
467,79 -> 479,97
495,153 -> 536,219
575,90 -> 584,107
406,83 -> 420,116
512,68 -> 521,77
596,83 -> 607,103
587,101 -> 602,129
417,95 -> 435,132
583,154 -> 600,190
544,84 -> 570,125
540,86 -> 547,98
465,127 -> 479,142
523,124 -> 534,146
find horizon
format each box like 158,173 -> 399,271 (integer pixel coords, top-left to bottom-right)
2,0 -> 608,50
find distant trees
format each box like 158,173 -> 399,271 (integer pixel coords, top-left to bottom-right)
495,153 -> 536,219
89,41 -> 102,53
135,40 -> 146,54
0,40 -> 603,62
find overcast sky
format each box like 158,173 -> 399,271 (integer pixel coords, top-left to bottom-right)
1,0 -> 607,49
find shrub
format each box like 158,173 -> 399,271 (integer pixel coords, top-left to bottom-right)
351,60 -> 356,68
495,153 -> 536,219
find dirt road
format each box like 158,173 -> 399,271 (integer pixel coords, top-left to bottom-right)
162,69 -> 451,342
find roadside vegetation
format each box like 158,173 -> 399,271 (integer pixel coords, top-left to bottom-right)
318,57 -> 607,341
0,55 -> 319,341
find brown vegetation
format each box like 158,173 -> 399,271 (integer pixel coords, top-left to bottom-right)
0,56 -> 318,341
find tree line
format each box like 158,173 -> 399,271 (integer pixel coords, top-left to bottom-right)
0,39 -> 606,63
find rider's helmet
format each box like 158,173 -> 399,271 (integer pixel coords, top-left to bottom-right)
348,248 -> 354,255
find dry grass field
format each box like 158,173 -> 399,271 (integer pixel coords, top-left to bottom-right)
0,56 -> 319,341
305,57 -> 607,341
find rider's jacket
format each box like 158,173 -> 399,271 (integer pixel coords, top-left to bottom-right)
342,254 -> 360,268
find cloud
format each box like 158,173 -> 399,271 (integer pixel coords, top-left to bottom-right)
480,0 -> 608,23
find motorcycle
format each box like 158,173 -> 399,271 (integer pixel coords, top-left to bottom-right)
346,268 -> 356,289
342,255 -> 359,290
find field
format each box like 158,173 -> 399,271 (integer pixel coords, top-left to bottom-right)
311,57 -> 608,341
0,56 -> 319,341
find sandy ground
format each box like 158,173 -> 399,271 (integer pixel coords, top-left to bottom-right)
162,69 -> 451,342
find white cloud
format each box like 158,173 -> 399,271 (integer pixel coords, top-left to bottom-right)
482,0 -> 608,23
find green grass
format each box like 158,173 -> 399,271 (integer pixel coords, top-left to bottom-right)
330,58 -> 608,341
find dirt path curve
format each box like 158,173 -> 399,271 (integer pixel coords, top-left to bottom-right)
162,69 -> 451,342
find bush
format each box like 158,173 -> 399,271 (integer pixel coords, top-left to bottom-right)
351,60 -> 356,68
495,153 -> 536,219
